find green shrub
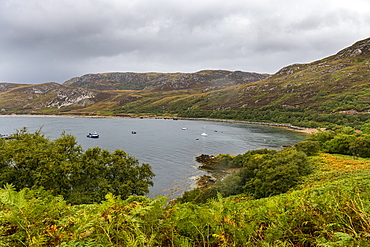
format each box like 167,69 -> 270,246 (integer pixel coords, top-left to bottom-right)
350,134 -> 370,157
294,140 -> 321,156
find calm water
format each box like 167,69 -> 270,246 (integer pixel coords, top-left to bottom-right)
0,116 -> 307,198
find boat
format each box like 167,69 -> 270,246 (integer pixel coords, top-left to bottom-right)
201,126 -> 208,136
87,132 -> 99,138
0,134 -> 11,139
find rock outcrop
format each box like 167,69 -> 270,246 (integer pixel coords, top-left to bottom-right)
0,82 -> 111,111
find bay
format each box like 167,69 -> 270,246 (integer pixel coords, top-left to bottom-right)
0,116 -> 307,198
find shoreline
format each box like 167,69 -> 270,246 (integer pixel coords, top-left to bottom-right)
0,114 -> 319,134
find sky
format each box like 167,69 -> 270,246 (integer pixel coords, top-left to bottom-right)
1,0 -> 369,84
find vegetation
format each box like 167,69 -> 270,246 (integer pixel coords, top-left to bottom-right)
0,128 -> 155,205
182,148 -> 312,203
1,153 -> 370,246
307,125 -> 370,157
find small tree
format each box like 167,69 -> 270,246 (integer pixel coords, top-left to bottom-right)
243,148 -> 311,198
350,135 -> 370,158
323,134 -> 356,155
294,141 -> 321,156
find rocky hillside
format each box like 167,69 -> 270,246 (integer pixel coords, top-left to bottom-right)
229,37 -> 370,111
63,70 -> 269,91
0,37 -> 369,128
0,82 -> 111,112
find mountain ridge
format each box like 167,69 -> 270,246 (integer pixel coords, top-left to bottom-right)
63,70 -> 269,91
1,37 -> 369,127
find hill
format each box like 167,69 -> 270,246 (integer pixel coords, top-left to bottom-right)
0,82 -> 111,113
0,37 -> 369,127
232,37 -> 370,111
63,70 -> 269,91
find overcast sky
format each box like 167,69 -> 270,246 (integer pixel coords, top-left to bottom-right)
1,0 -> 369,84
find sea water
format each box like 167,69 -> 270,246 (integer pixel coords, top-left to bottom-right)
0,116 -> 307,198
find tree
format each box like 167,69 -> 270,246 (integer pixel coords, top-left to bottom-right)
350,135 -> 370,158
243,148 -> 311,198
294,141 -> 321,156
179,148 -> 312,203
360,123 -> 370,134
0,129 -> 155,204
323,134 -> 356,155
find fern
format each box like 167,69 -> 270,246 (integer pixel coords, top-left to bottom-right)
0,184 -> 27,209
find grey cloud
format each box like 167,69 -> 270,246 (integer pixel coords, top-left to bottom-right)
0,0 -> 369,84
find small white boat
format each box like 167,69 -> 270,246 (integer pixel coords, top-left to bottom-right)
87,132 -> 99,138
201,126 -> 208,136
182,128 -> 188,130
0,134 -> 11,139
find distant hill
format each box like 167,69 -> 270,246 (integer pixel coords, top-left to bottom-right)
63,70 -> 269,91
1,37 -> 369,127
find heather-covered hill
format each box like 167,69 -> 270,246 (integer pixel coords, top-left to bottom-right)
232,37 -> 370,112
1,38 -> 369,128
0,82 -> 111,113
63,70 -> 269,91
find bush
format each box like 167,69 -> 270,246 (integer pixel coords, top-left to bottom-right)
323,134 -> 356,155
180,148 -> 312,203
294,140 -> 321,156
350,134 -> 370,157
243,148 -> 312,198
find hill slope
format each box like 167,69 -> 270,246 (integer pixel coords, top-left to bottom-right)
231,37 -> 370,111
64,70 -> 269,91
0,37 -> 369,127
0,82 -> 111,113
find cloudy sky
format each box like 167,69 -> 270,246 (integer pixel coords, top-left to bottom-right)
1,0 -> 369,84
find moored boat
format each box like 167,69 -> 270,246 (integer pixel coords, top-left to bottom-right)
0,134 -> 11,139
87,132 -> 99,138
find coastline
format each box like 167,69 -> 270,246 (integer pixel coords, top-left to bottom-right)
181,117 -> 319,134
0,114 -> 319,134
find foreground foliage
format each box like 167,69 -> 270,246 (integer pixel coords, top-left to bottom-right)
1,153 -> 370,246
0,128 -> 154,205
1,128 -> 370,246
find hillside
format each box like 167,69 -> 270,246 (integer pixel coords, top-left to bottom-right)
64,70 -> 269,91
0,82 -> 111,113
233,37 -> 370,111
0,38 -> 369,127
